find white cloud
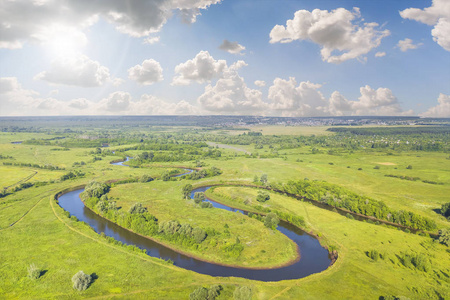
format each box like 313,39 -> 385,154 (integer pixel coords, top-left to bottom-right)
99,91 -> 131,112
128,59 -> 163,85
0,77 -> 21,94
34,55 -> 110,87
0,77 -> 199,116
144,36 -> 161,45
219,39 -> 245,55
351,85 -> 409,116
197,63 -> 267,114
375,51 -> 386,57
269,7 -> 390,63
432,18 -> 450,51
420,93 -> 450,117
268,78 -> 328,116
172,51 -> 227,85
397,38 -> 422,52
0,0 -> 222,49
134,95 -> 199,115
68,98 -> 90,109
400,0 -> 450,51
254,80 -> 266,87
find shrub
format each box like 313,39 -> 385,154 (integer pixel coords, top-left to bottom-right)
264,212 -> 279,229
128,203 -> 147,214
72,271 -> 91,291
368,249 -> 379,261
234,286 -> 253,300
406,165 -> 413,169
200,201 -> 213,208
189,285 -> 222,300
139,175 -> 153,183
438,228 -> 449,246
27,263 -> 41,280
441,202 -> 450,218
256,191 -> 270,202
193,192 -> 205,204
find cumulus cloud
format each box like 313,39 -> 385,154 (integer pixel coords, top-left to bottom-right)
68,98 -> 90,109
0,0 -> 221,49
254,80 -> 266,87
268,78 -> 328,116
420,93 -> 450,117
431,18 -> 450,51
34,55 -> 110,87
375,52 -> 386,57
397,38 -> 422,52
0,77 -> 199,116
330,86 -> 415,116
128,59 -> 163,85
269,7 -> 390,63
400,0 -> 450,51
219,39 -> 245,54
197,63 -> 267,114
172,51 -> 227,85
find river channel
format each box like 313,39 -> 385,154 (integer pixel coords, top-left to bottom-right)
57,157 -> 331,281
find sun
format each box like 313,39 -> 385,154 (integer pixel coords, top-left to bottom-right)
40,25 -> 87,58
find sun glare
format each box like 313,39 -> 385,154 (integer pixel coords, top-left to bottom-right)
41,26 -> 87,58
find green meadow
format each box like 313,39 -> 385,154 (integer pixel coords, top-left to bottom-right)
0,124 -> 449,299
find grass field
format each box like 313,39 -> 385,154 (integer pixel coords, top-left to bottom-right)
0,126 -> 449,299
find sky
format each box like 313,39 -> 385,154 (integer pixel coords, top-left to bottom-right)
0,0 -> 449,117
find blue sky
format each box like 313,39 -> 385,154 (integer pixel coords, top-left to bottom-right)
0,0 -> 449,117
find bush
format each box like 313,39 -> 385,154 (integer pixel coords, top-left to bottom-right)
27,263 -> 41,280
128,203 -> 147,214
441,202 -> 450,218
406,165 -> 413,169
345,213 -> 354,220
200,201 -> 213,208
368,249 -> 379,261
189,285 -> 222,300
438,228 -> 449,246
256,191 -> 270,202
72,271 -> 91,291
264,212 -> 279,229
234,286 -> 252,300
194,192 -> 205,204
139,175 -> 153,183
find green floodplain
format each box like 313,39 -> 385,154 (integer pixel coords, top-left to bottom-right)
0,117 -> 449,299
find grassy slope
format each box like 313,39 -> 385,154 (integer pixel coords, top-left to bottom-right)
108,181 -> 298,268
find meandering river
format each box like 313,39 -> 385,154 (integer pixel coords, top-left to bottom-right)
56,157 -> 331,281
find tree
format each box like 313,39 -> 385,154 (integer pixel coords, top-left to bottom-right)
406,165 -> 413,169
192,227 -> 207,243
256,191 -> 270,202
260,174 -> 268,185
139,174 -> 153,183
233,286 -> 252,300
438,228 -> 449,246
194,192 -> 205,204
27,263 -> 41,280
189,285 -> 222,300
182,184 -> 193,199
264,212 -> 279,230
253,175 -> 259,184
72,271 -> 91,291
128,203 -> 147,214
441,202 -> 450,218
161,172 -> 171,181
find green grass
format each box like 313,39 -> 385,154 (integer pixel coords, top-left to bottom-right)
108,181 -> 298,268
1,127 -> 449,299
